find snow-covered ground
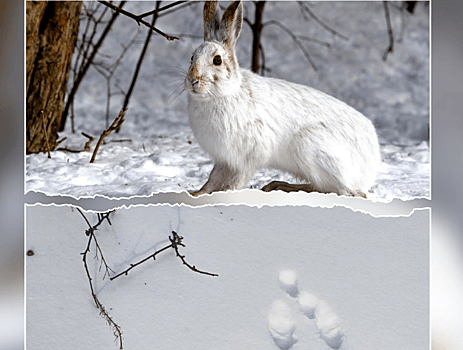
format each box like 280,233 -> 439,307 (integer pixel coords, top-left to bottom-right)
26,204 -> 429,350
25,1 -> 430,201
26,127 -> 429,200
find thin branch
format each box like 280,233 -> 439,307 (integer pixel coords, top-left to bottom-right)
98,0 -> 179,41
82,132 -> 95,152
263,20 -> 318,71
170,231 -> 219,277
382,1 -> 394,61
110,231 -> 218,281
90,29 -> 140,128
296,35 -> 331,48
90,109 -> 127,163
117,2 -> 160,132
78,209 -> 123,349
60,1 -> 127,132
56,132 -> 95,153
137,1 -> 188,19
110,243 -> 172,280
297,1 -> 349,41
157,2 -> 195,18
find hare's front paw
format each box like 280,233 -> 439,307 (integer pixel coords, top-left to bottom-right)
261,181 -> 315,193
190,188 -> 207,197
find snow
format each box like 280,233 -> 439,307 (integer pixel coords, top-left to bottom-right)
25,1 -> 430,201
314,300 -> 343,349
26,204 -> 430,350
297,291 -> 318,319
278,269 -> 299,297
268,300 -> 297,350
276,270 -> 344,349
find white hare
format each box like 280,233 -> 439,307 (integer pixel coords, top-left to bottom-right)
185,1 -> 380,197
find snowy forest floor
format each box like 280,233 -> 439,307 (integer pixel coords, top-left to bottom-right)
26,125 -> 429,201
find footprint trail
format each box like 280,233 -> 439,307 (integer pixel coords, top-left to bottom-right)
268,269 -> 344,349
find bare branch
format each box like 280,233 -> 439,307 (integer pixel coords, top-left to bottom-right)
98,0 -> 179,41
118,2 -> 160,132
60,1 -> 127,132
296,35 -> 331,48
138,1 -> 188,19
158,2 -> 195,18
382,1 -> 394,61
56,132 -> 94,153
76,209 -> 217,349
170,231 -> 219,277
263,20 -> 318,71
77,209 -> 123,349
90,109 -> 127,164
297,1 -> 349,41
110,243 -> 173,280
111,230 -> 218,281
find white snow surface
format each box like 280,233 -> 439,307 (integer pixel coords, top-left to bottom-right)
26,204 -> 430,350
279,269 -> 299,297
25,1 -> 430,201
25,126 -> 430,200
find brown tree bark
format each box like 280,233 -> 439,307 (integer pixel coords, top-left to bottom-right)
26,1 -> 82,154
250,1 -> 266,74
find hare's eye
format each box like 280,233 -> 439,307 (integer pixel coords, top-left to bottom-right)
213,55 -> 222,66
190,55 -> 193,62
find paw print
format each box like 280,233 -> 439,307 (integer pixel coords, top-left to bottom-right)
267,269 -> 344,349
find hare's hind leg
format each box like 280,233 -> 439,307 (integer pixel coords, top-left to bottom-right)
261,181 -> 317,194
261,181 -> 367,198
191,162 -> 251,196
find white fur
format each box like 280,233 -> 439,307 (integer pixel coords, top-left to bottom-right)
185,1 -> 380,197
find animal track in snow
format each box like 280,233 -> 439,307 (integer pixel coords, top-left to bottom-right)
278,269 -> 299,297
268,269 -> 344,349
268,300 -> 298,350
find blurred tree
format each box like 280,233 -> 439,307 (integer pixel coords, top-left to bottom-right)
26,1 -> 82,154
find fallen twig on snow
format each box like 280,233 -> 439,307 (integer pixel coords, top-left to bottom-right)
77,208 -> 123,349
110,231 -> 218,280
90,109 -> 126,163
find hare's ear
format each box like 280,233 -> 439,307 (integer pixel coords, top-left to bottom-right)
204,1 -> 221,42
220,1 -> 243,49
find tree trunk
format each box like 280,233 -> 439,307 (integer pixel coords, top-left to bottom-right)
26,1 -> 82,154
250,2 -> 266,74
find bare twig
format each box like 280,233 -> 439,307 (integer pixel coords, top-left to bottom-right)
110,243 -> 173,280
296,35 -> 331,48
170,231 -> 219,277
77,209 -> 123,349
157,1 -> 195,18
110,230 -> 218,281
90,109 -> 127,163
297,1 -> 349,41
91,30 -> 140,128
137,1 -> 188,19
56,132 -> 94,153
54,137 -> 67,148
263,20 -> 318,71
98,0 -> 179,41
117,2 -> 160,133
77,208 -> 217,350
60,1 -> 127,132
82,132 -> 95,151
382,1 -> 394,61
